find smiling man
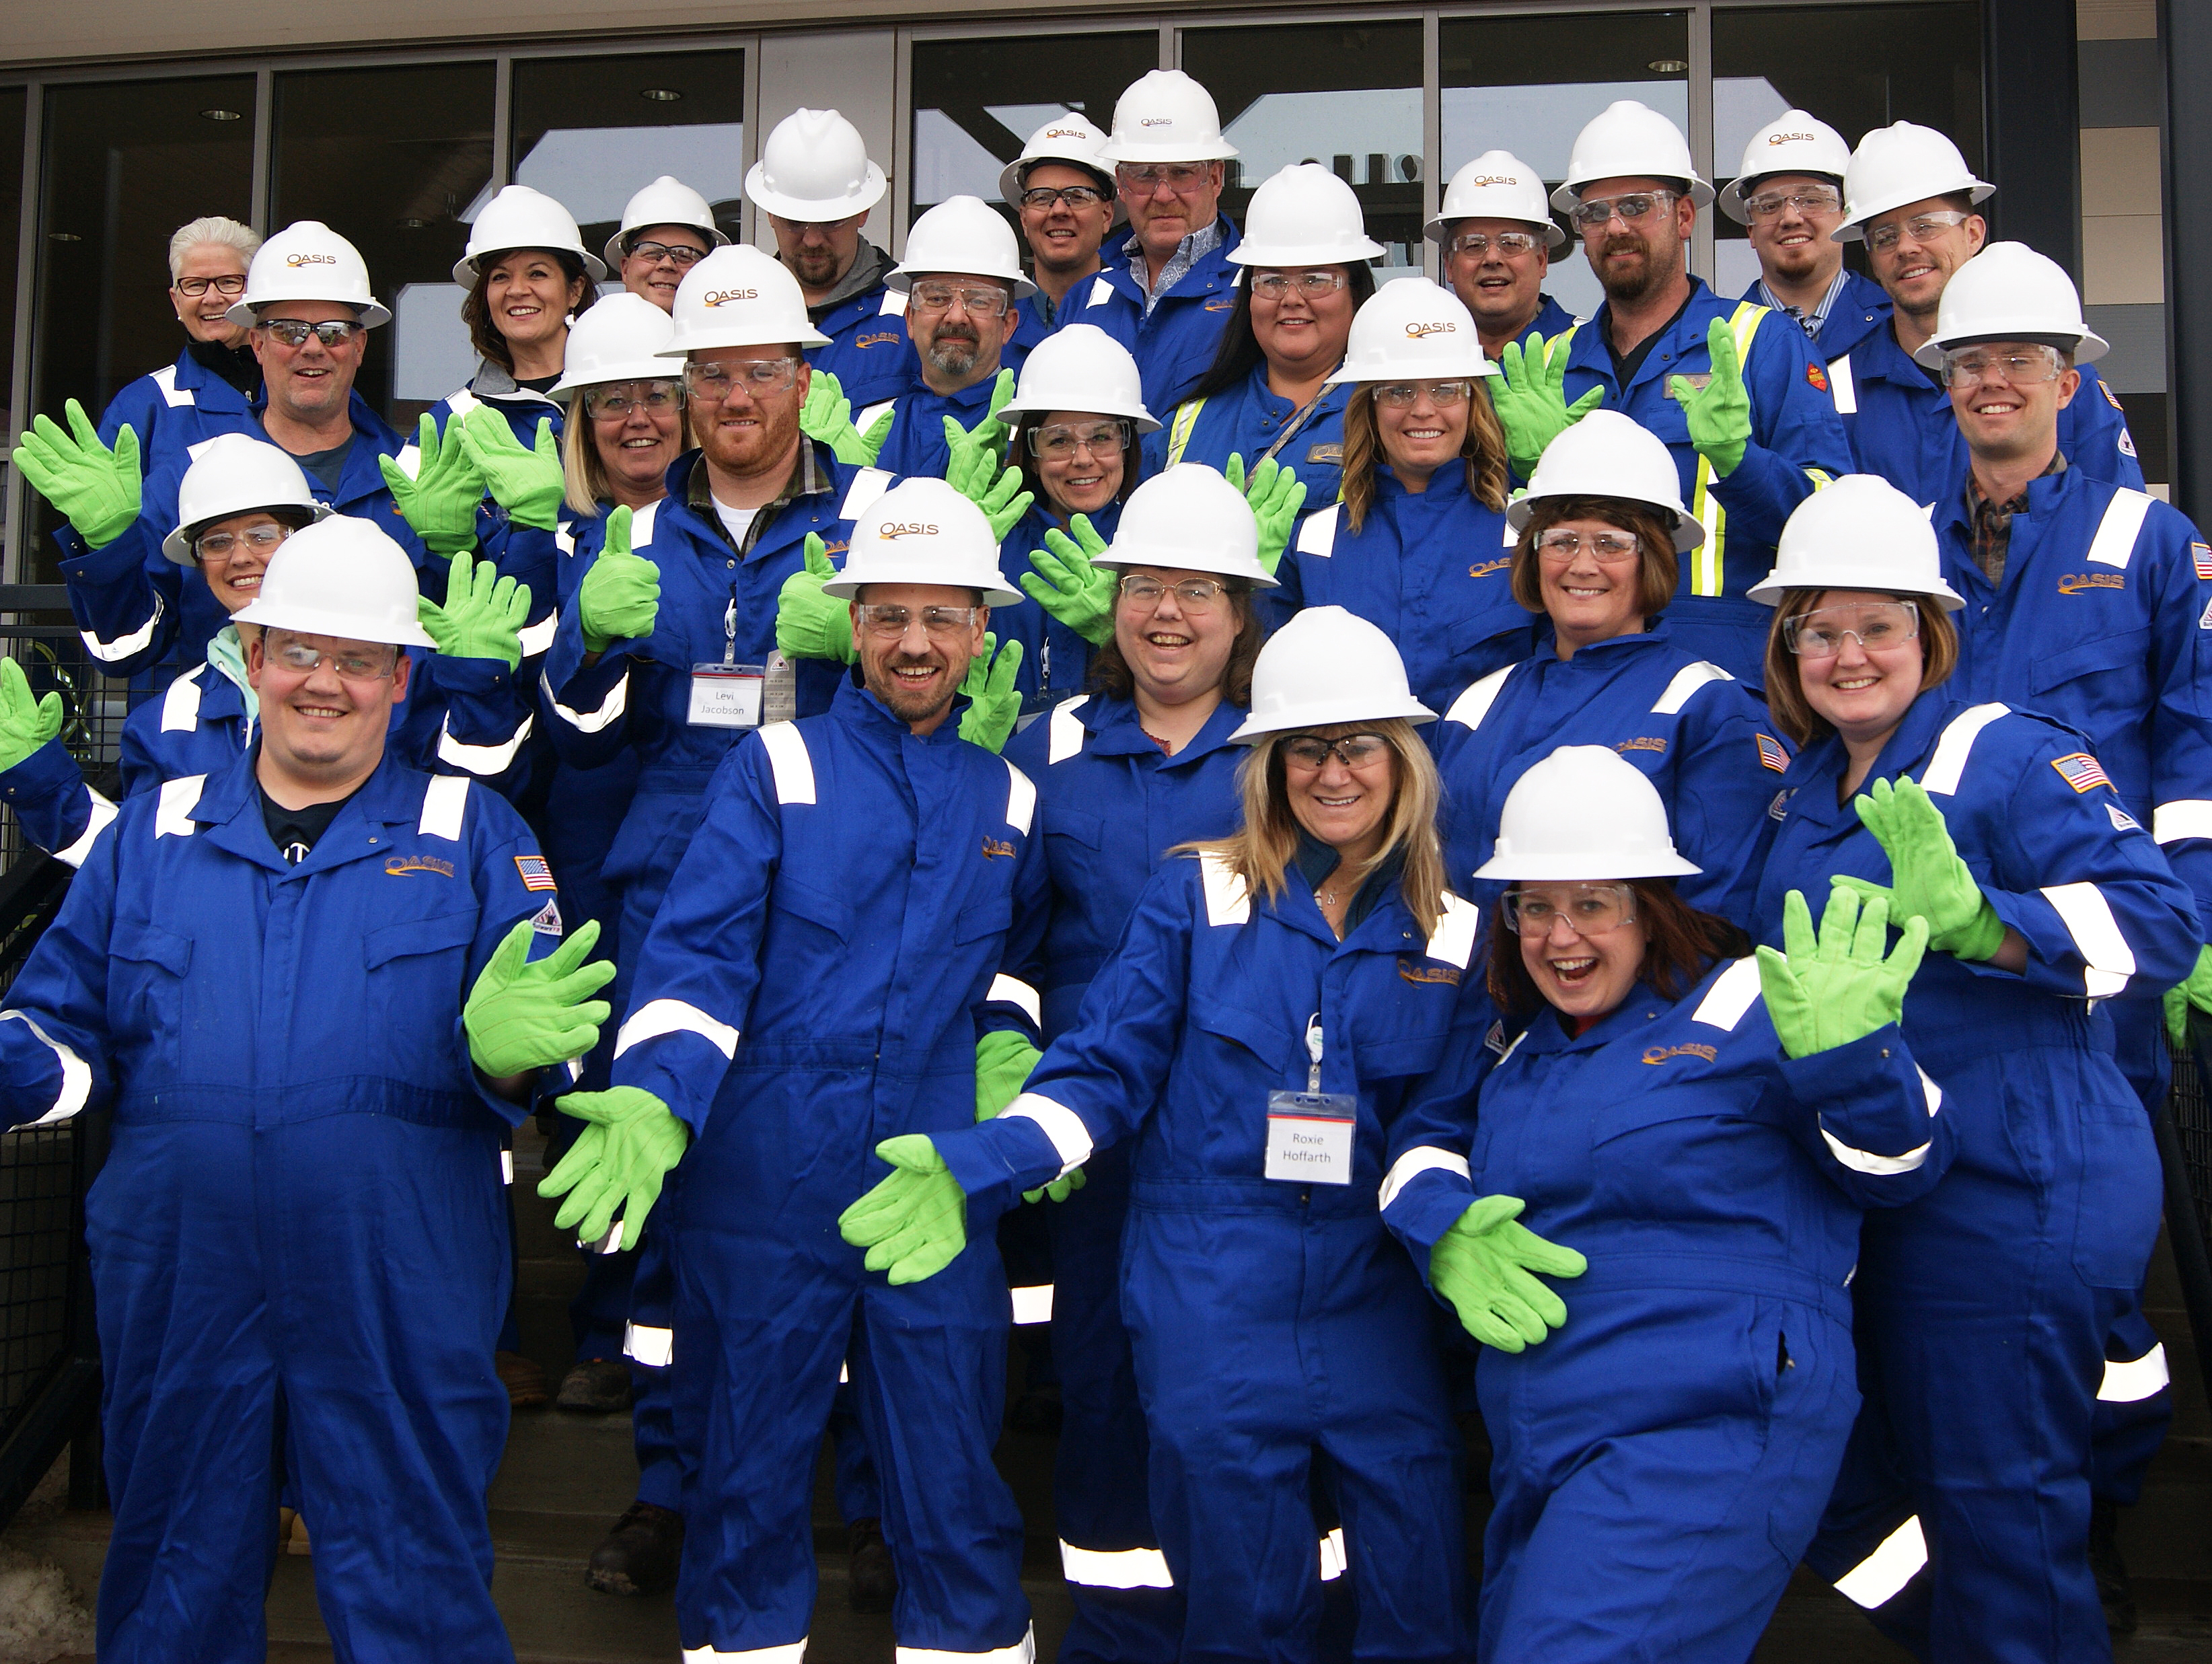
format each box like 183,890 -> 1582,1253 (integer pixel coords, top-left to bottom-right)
1718,110 -> 1886,359
1428,151 -> 1575,360
1000,113 -> 1120,345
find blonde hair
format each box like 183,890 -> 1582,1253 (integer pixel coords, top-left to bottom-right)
1339,379 -> 1510,534
561,394 -> 606,518
1175,718 -> 1450,938
169,215 -> 260,281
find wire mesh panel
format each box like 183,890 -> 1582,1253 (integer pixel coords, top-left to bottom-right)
2174,1027 -> 2212,1258
0,1128 -> 79,1433
0,593 -> 127,873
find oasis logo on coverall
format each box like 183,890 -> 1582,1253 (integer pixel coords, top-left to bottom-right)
1398,958 -> 1460,986
857,331 -> 905,351
2058,573 -> 2125,594
1643,1042 -> 1718,1066
980,836 -> 1015,861
703,289 -> 760,306
1468,557 -> 1511,580
385,855 -> 455,878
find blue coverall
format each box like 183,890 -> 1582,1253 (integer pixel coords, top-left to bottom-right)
1142,363 -> 1350,511
1430,622 -> 1790,929
1270,462 -> 1534,714
1000,692 -> 1248,1663
1759,694 -> 2199,1663
610,678 -> 1047,1657
1383,953 -> 1947,1663
95,346 -> 259,536
1737,268 -> 1892,361
0,752 -> 566,1663
867,362 -> 1033,484
1078,217 -> 1246,417
939,851 -> 1486,1664
991,498 -> 1119,717
1553,279 -> 1853,682
420,369 -> 568,655
809,252 -> 924,414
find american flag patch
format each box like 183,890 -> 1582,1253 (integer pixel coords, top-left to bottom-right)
513,855 -> 558,892
1756,733 -> 1789,772
2194,542 -> 2211,581
2051,753 -> 2113,794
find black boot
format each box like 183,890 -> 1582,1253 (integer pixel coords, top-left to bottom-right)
2089,1498 -> 2138,1634
848,1516 -> 899,1614
556,1358 -> 634,1414
587,1501 -> 684,1596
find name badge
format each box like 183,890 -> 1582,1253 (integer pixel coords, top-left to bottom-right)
1664,373 -> 1712,400
688,663 -> 764,728
1264,1090 -> 1356,1185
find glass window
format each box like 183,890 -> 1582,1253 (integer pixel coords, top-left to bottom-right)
271,61 -> 495,427
1712,3 -> 1981,299
1181,22 -> 1426,273
908,32 -> 1157,234
29,75 -> 253,583
1440,11 -> 1689,317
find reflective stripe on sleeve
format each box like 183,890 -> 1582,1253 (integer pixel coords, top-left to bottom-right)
1827,351 -> 1857,415
758,722 -> 816,806
624,1322 -> 673,1368
1917,702 -> 2010,797
544,666 -> 629,734
160,665 -> 207,731
1691,957 -> 1764,1032
2154,801 -> 2212,844
50,791 -> 118,869
1650,659 -> 1732,715
501,1149 -> 514,1186
418,774 -> 470,840
614,998 -> 740,1061
1444,665 -> 1512,731
1003,1091 -> 1093,1175
154,774 -> 205,839
152,363 -> 192,408
517,612 -> 558,657
1319,1527 -> 1347,1583
1006,759 -> 1037,835
1,1012 -> 94,1126
1047,696 -> 1091,764
1377,1147 -> 1469,1212
79,595 -> 164,664
2086,488 -> 2154,571
988,974 -> 1041,1027
683,1643 -> 808,1663
1296,503 -> 1341,558
1424,892 -> 1480,970
1060,1542 -> 1173,1589
1200,853 -> 1251,926
1819,1122 -> 1931,1175
1164,399 -> 1206,468
1010,1284 -> 1054,1324
2100,1343 -> 2170,1403
895,1626 -> 1036,1664
1833,1515 -> 1927,1609
2039,881 -> 2137,998
437,713 -> 533,776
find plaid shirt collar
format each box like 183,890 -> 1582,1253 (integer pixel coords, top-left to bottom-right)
1121,217 -> 1226,314
1966,449 -> 2067,587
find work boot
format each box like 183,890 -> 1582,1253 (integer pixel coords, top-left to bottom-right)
496,1350 -> 550,1410
848,1516 -> 899,1614
2089,1499 -> 2138,1633
586,1501 -> 684,1596
556,1357 -> 634,1414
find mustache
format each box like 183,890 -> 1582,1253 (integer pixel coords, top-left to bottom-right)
932,323 -> 980,344
1600,235 -> 1647,258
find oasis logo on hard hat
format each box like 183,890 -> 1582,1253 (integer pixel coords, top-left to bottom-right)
1466,175 -> 1522,188
1768,131 -> 1819,146
703,288 -> 759,306
1140,116 -> 1175,127
1404,321 -> 1457,339
1043,128 -> 1086,139
286,253 -> 337,267
878,523 -> 939,540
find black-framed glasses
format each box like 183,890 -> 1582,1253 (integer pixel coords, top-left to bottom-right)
908,281 -> 1011,318
624,240 -> 708,267
1029,420 -> 1130,460
1866,210 -> 1973,252
174,274 -> 248,297
1743,187 -> 1843,221
1251,270 -> 1348,302
1118,575 -> 1227,612
196,523 -> 289,563
1502,883 -> 1637,937
1446,231 -> 1543,259
582,380 -> 686,419
1372,381 -> 1472,409
1020,186 -> 1109,211
269,637 -> 398,681
259,318 -> 361,349
1279,732 -> 1391,770
683,358 -> 801,400
857,604 -> 980,640
1568,190 -> 1679,230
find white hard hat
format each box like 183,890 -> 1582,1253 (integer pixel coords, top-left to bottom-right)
1326,277 -> 1497,386
745,108 -> 888,222
1099,69 -> 1239,165
1835,120 -> 1992,241
1551,100 -> 1714,212
997,324 -> 1158,429
1475,745 -> 1700,880
998,113 -> 1120,218
1231,606 -> 1434,741
1426,151 -> 1566,248
1911,241 -> 2108,367
1508,410 -> 1703,553
225,221 -> 390,329
1718,110 -> 1852,223
602,175 -> 731,270
232,515 -> 438,649
454,184 -> 607,287
659,245 -> 832,356
1097,464 -> 1276,586
161,435 -> 333,566
886,195 -> 1038,299
823,478 -> 1022,607
550,293 -> 679,394
1748,474 -> 1964,610
1225,164 -> 1387,269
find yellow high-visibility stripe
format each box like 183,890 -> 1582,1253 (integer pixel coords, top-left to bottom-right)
1165,398 -> 1206,467
1689,302 -> 1767,596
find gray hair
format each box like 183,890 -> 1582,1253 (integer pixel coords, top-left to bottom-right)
168,216 -> 261,282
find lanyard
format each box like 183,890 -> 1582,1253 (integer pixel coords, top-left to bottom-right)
1305,1013 -> 1323,1093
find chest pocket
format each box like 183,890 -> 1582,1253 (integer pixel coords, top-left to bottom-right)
2029,624 -> 2151,701
954,890 -> 1015,947
365,906 -> 480,970
1591,1074 -> 1761,1151
361,905 -> 480,1057
1044,807 -> 1104,851
112,923 -> 193,1052
769,875 -> 855,946
1189,999 -> 1296,1071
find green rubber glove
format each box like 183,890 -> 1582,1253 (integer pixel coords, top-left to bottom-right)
800,368 -> 878,466
11,400 -> 142,548
1225,452 -> 1307,577
774,532 -> 857,664
539,1085 -> 691,1253
1491,335 -> 1605,480
1757,887 -> 1929,1059
957,632 -> 1024,753
1428,1194 -> 1587,1352
858,404 -> 897,464
418,550 -> 531,672
838,1134 -> 969,1284
0,658 -> 65,774
1830,776 -> 2006,962
378,414 -> 486,556
974,1030 -> 1040,1124
945,418 -> 1035,540
961,368 -> 1019,454
455,407 -> 565,532
1019,515 -> 1118,647
464,916 -> 616,1077
2164,943 -> 2212,1046
577,505 -> 661,653
1670,318 -> 1753,478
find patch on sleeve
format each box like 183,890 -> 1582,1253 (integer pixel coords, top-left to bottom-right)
1806,361 -> 1829,393
2051,752 -> 2114,794
1756,733 -> 1789,772
1769,787 -> 1794,822
2108,801 -> 2142,834
2118,427 -> 2137,458
513,854 -> 559,892
2199,593 -> 2212,630
2102,380 -> 2127,411
2194,542 -> 2212,581
1484,1020 -> 1508,1056
529,896 -> 564,936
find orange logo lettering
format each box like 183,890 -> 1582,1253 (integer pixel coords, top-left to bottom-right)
1643,1042 -> 1718,1065
1404,321 -> 1457,338
703,289 -> 759,306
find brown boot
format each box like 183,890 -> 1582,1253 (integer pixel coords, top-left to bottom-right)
495,1350 -> 550,1410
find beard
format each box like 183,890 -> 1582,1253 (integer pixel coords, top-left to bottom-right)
924,326 -> 980,378
1593,232 -> 1681,308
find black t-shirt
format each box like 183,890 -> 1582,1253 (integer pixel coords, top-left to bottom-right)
188,336 -> 260,397
260,783 -> 357,866
293,436 -> 353,496
1609,290 -> 1697,388
513,373 -> 563,396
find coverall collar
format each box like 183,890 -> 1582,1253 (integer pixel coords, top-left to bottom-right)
1520,954 -> 1728,1056
196,743 -> 431,877
832,672 -> 975,749
1083,692 -> 1248,766
1783,687 -> 1954,830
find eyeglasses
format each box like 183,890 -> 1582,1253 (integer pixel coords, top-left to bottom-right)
624,240 -> 707,267
1279,732 -> 1391,770
908,282 -> 1010,318
1251,270 -> 1348,302
582,380 -> 685,419
269,637 -> 398,680
1372,380 -> 1471,409
259,318 -> 361,349
1938,346 -> 2065,390
1446,231 -> 1543,259
1020,186 -> 1109,211
1783,602 -> 1921,658
1535,529 -> 1640,563
195,523 -> 289,562
857,604 -> 980,640
1029,420 -> 1130,460
174,274 -> 248,297
1568,190 -> 1679,230
1502,883 -> 1637,938
683,357 -> 801,400
1865,209 -> 1973,252
1742,188 -> 1843,221
1116,162 -> 1214,193
1119,575 -> 1228,612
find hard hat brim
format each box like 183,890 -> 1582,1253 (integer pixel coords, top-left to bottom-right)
820,569 -> 1025,608
1911,326 -> 2108,369
1833,177 -> 1994,240
994,392 -> 1160,431
162,499 -> 334,567
450,246 -> 610,287
1551,176 -> 1716,213
1228,695 -> 1436,741
227,297 -> 392,330
656,322 -> 836,355
601,223 -> 733,271
548,355 -> 690,396
996,158 -> 1126,226
1224,236 -> 1388,268
1506,491 -> 1706,554
1095,546 -> 1278,587
1097,137 -> 1239,164
231,596 -> 439,650
1423,211 -> 1568,249
743,161 -> 889,223
1744,568 -> 1965,610
1472,848 -> 1701,880
884,262 -> 1039,301
1324,353 -> 1498,386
